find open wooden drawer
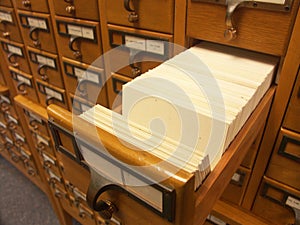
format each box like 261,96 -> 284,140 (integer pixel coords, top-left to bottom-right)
47,85 -> 275,225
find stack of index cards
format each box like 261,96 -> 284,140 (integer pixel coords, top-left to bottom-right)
80,42 -> 278,189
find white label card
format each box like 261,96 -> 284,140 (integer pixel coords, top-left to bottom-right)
0,121 -> 6,128
15,133 -> 25,142
125,35 -> 146,51
7,45 -> 22,56
42,153 -> 55,165
37,55 -> 55,68
74,67 -> 99,84
29,112 -> 42,123
27,17 -> 48,30
17,74 -> 31,86
231,173 -> 241,182
67,24 -> 94,40
20,150 -> 30,159
0,11 -> 13,23
36,133 -> 49,146
286,196 -> 300,210
7,114 -> 18,124
45,87 -> 63,102
0,95 -> 11,104
5,136 -> 13,144
146,40 -> 165,55
80,103 -> 91,112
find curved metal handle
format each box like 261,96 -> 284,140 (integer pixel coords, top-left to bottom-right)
7,121 -> 16,131
0,101 -> 10,113
124,0 -> 139,22
3,31 -> 10,39
8,53 -> 19,68
37,64 -> 49,81
46,96 -> 55,106
69,36 -> 82,59
66,5 -> 76,14
129,49 -> 141,77
27,168 -> 36,176
77,81 -> 88,98
36,142 -> 45,152
22,0 -> 31,8
224,0 -> 246,41
29,119 -> 39,130
17,82 -> 27,95
29,27 -> 40,47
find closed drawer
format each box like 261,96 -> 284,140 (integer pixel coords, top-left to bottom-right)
107,25 -> 173,78
107,73 -> 132,110
9,67 -> 39,103
283,68 -> 300,133
266,128 -> 300,190
45,167 -> 63,189
27,47 -> 64,88
52,0 -> 99,21
0,65 -> 7,85
18,147 -> 39,177
221,166 -> 251,205
69,94 -> 97,115
0,0 -> 12,7
0,38 -> 31,73
39,150 -> 59,174
55,16 -> 102,64
31,131 -> 54,155
0,6 -> 23,42
12,130 -> 30,152
252,177 -> 300,225
61,57 -> 107,107
105,0 -> 174,34
24,108 -> 49,136
0,88 -> 16,117
4,113 -> 23,134
36,79 -> 68,109
18,11 -> 56,53
187,0 -> 298,55
15,0 -> 49,13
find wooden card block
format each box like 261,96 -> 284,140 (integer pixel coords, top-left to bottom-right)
18,11 -> 56,53
55,16 -> 102,65
27,47 -> 64,89
187,0 -> 299,56
105,0 -> 174,34
0,38 -> 31,73
266,128 -> 300,190
14,0 -> 49,13
52,0 -> 99,21
0,6 -> 23,42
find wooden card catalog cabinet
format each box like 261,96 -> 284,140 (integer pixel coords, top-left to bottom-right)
187,0 -> 299,55
27,47 -> 64,89
55,17 -> 102,64
14,0 -> 49,13
0,38 -> 31,73
9,67 -> 39,103
0,6 -> 22,42
107,24 -> 173,78
52,0 -> 99,21
18,11 -> 56,53
104,0 -> 174,33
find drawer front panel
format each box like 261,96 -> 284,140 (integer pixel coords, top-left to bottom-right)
31,131 -> 54,155
0,6 -> 22,42
107,73 -> 132,110
108,25 -> 173,78
9,67 -> 39,103
252,177 -> 300,225
27,47 -> 64,88
24,108 -> 49,136
55,17 -> 102,64
105,0 -> 174,34
0,0 -> 12,7
19,11 -> 56,53
61,57 -> 107,107
266,128 -> 300,190
36,79 -> 68,109
0,39 -> 31,73
0,91 -> 16,117
52,0 -> 99,21
187,0 -> 298,55
221,167 -> 251,205
283,68 -> 300,133
15,0 -> 49,13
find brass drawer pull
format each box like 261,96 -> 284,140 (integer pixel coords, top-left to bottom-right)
22,0 -> 31,8
7,121 -> 16,131
66,5 -> 76,14
46,96 -> 55,106
3,31 -> 10,39
8,53 -> 19,68
129,50 -> 141,77
17,82 -> 27,95
29,119 -> 39,130
69,36 -> 82,59
124,0 -> 139,23
29,27 -> 41,47
0,101 -> 10,113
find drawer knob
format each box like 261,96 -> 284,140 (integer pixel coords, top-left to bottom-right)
69,36 -> 82,59
37,64 -> 49,81
97,200 -> 117,220
124,0 -> 139,23
66,5 -> 75,14
22,0 -> 31,8
29,119 -> 39,130
3,31 -> 10,38
17,82 -> 28,95
29,27 -> 41,47
224,27 -> 237,41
